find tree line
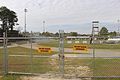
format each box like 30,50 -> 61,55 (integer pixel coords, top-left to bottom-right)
0,6 -> 22,37
31,28 -> 117,37
99,27 -> 117,37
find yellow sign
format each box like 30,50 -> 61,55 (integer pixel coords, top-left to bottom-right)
38,47 -> 52,53
73,45 -> 88,51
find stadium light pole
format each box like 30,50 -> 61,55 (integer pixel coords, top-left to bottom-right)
117,19 -> 120,36
24,8 -> 27,37
43,21 -> 45,33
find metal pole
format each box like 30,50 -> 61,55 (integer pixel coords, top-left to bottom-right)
117,20 -> 120,36
3,32 -> 6,75
43,21 -> 45,33
3,30 -> 8,75
92,26 -> 95,77
92,21 -> 99,79
24,8 -> 27,37
61,30 -> 64,77
30,31 -> 33,73
59,30 -> 64,77
5,29 -> 8,74
58,31 -> 61,74
92,24 -> 95,59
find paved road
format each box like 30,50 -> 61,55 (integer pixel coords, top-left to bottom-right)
18,43 -> 120,58
1,43 -> 120,58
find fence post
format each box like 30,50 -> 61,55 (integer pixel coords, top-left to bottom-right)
3,30 -> 8,75
30,31 -> 33,73
92,21 -> 99,79
59,30 -> 64,77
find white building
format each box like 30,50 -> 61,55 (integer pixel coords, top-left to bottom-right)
66,36 -> 90,40
108,36 -> 120,41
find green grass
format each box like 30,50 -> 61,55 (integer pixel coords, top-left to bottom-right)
94,59 -> 120,76
64,58 -> 120,76
0,75 -> 22,80
0,43 -> 3,47
6,57 -> 58,73
38,40 -> 120,49
0,46 -> 120,79
92,78 -> 120,80
0,46 -> 57,55
0,47 -> 58,74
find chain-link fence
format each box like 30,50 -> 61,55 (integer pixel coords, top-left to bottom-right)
0,38 -> 3,75
63,36 -> 120,79
0,36 -> 60,76
0,33 -> 120,80
91,37 -> 120,79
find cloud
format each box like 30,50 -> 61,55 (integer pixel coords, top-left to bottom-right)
0,0 -> 120,33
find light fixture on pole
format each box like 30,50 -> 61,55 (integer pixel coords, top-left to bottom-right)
43,21 -> 45,33
24,8 -> 27,37
117,19 -> 120,36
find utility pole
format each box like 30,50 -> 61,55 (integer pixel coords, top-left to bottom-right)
117,19 -> 120,36
24,8 -> 27,37
43,21 -> 45,33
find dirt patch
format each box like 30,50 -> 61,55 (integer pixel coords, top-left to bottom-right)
48,58 -> 92,78
22,74 -> 91,80
64,65 -> 92,78
22,76 -> 63,80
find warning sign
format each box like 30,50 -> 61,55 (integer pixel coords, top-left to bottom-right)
38,47 -> 52,53
73,45 -> 88,51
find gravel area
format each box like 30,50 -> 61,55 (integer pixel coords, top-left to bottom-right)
22,75 -> 91,80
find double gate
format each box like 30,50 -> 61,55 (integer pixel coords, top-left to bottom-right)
0,30 -> 120,79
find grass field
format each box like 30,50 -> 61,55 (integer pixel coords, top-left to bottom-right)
0,75 -> 22,80
38,40 -> 120,49
0,47 -> 120,80
0,47 -> 58,73
93,79 -> 120,80
0,46 -> 57,55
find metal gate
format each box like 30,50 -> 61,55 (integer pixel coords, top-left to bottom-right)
0,30 -> 120,80
0,30 -> 65,77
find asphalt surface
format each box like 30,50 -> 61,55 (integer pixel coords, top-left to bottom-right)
18,43 -> 120,58
1,43 -> 120,58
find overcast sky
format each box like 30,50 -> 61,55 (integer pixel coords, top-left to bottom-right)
0,0 -> 120,33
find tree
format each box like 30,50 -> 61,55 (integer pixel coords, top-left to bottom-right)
42,32 -> 52,37
69,32 -> 78,36
0,6 -> 18,31
55,32 -> 59,37
0,28 -> 2,37
109,31 -> 117,37
99,27 -> 108,37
